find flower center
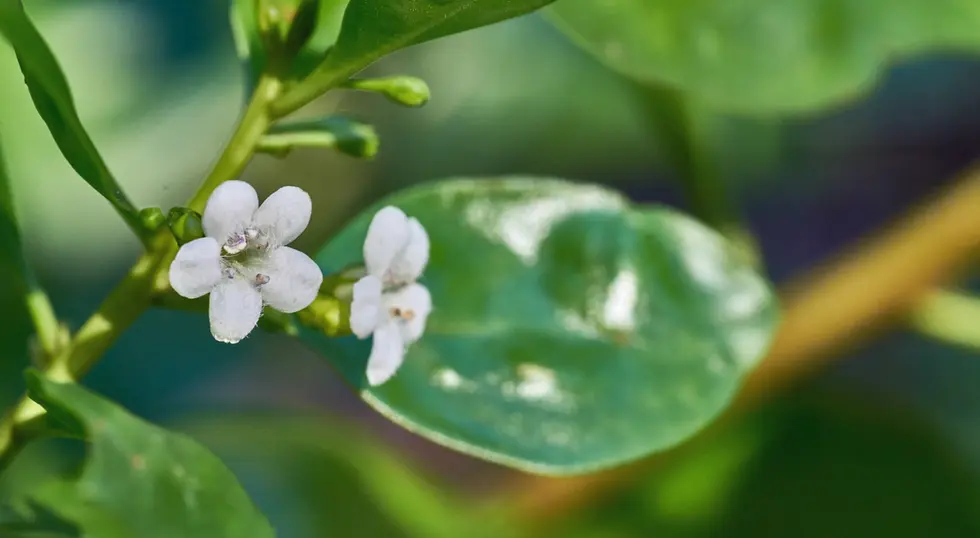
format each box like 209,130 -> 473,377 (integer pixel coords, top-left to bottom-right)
389,307 -> 416,321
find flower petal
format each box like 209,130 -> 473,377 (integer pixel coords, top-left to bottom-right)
260,247 -> 323,313
385,283 -> 432,344
363,206 -> 410,279
202,180 -> 259,242
168,238 -> 222,298
350,275 -> 383,338
388,217 -> 430,284
251,186 -> 312,246
366,319 -> 405,386
209,276 -> 262,344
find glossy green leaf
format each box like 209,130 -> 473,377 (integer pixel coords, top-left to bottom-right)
259,116 -> 379,158
274,0 -> 557,114
546,0 -> 980,114
302,177 -> 778,474
181,415 -> 517,538
24,372 -> 275,538
0,1 -> 145,240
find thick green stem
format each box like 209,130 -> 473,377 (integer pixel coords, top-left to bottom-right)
638,84 -> 760,266
0,73 -> 283,476
189,75 -> 281,212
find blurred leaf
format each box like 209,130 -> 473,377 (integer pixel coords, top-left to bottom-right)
302,177 -> 778,474
0,135 -> 27,293
260,116 -> 379,158
552,395 -> 980,538
230,0 -> 266,96
546,0 -> 980,114
24,372 -> 275,538
0,1 -> 144,238
181,415 -> 516,538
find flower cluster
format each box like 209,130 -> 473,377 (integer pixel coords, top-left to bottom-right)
168,182 -> 431,386
169,181 -> 323,343
350,206 -> 432,386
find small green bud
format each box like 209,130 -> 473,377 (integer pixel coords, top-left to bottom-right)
167,207 -> 205,246
259,116 -> 380,159
343,76 -> 431,108
139,207 -> 166,232
295,263 -> 367,337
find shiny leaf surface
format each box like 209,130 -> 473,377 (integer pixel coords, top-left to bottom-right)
547,0 -> 980,114
302,177 -> 778,474
24,373 -> 275,538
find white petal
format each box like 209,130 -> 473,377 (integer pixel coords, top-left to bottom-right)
209,276 -> 262,344
363,206 -> 410,279
366,320 -> 405,386
385,283 -> 432,344
387,217 -> 430,284
350,275 -> 383,338
168,238 -> 222,299
251,186 -> 312,246
202,180 -> 259,242
259,247 -> 323,313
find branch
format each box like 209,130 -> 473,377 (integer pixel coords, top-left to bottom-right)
503,162 -> 980,523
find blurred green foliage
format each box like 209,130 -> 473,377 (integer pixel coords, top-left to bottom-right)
0,0 -> 979,537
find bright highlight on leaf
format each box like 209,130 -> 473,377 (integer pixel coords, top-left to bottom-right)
351,206 -> 433,386
304,177 -> 779,474
169,180 -> 323,344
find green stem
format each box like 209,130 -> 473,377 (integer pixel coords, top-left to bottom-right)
24,280 -> 60,359
0,73 -> 283,476
637,84 -> 760,266
189,75 -> 281,212
270,67 -> 351,118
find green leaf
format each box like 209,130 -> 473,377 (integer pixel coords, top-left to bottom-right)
259,116 -> 379,158
0,2 -> 145,239
301,177 -> 778,474
0,134 -> 26,292
546,0 -> 980,115
181,415 -> 517,538
24,372 -> 275,538
230,0 -> 266,96
273,0 -> 558,114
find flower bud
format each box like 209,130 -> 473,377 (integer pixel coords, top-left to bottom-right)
166,207 -> 205,246
343,76 -> 431,108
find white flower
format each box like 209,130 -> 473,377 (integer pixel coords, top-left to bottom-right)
169,180 -> 323,343
350,206 -> 432,386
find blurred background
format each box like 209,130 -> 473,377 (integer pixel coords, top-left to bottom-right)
2,0 -> 980,536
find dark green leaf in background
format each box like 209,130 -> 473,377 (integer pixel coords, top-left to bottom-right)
0,1 -> 145,239
181,415 -> 517,538
24,372 -> 275,538
302,177 -> 778,474
0,135 -> 27,293
547,0 -> 980,114
547,394 -> 980,538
